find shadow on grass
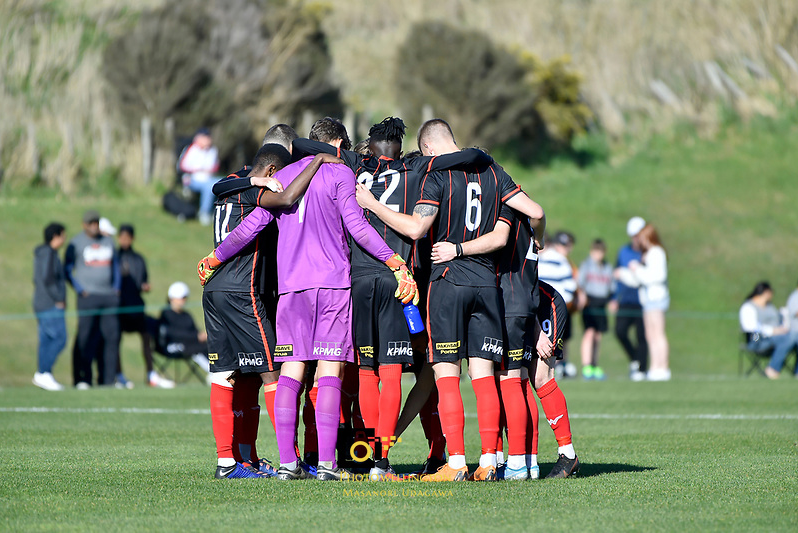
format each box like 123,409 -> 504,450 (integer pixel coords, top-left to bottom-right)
549,462 -> 656,478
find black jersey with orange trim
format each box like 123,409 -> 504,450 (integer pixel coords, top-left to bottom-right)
418,162 -> 522,287
203,184 -> 274,294
498,204 -> 540,317
292,138 -> 494,278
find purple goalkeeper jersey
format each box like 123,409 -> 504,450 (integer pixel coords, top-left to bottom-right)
274,156 -> 394,294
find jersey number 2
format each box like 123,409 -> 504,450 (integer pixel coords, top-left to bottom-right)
358,169 -> 400,212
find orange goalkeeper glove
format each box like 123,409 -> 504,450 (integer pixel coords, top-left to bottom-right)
385,253 -> 419,305
198,250 -> 222,286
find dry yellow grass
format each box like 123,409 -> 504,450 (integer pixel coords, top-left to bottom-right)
1,0 -> 797,191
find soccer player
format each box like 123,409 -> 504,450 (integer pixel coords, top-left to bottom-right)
201,144 -> 331,479
356,119 -> 545,481
267,117 -> 419,481
293,117 -> 493,480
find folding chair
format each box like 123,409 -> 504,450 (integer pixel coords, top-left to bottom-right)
738,332 -> 773,377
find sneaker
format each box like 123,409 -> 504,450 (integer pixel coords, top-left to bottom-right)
545,454 -> 580,479
629,361 -> 640,376
316,464 -> 352,481
497,463 -> 529,481
33,372 -> 64,391
469,465 -> 497,481
298,460 -> 317,477
148,373 -> 175,389
277,464 -> 313,480
76,382 -> 91,390
563,362 -> 578,378
582,365 -> 595,380
646,368 -> 671,381
420,456 -> 447,476
529,464 -> 540,479
256,459 -> 279,478
115,374 -> 134,389
630,370 -> 646,382
420,463 -> 468,482
369,464 -> 400,481
215,463 -> 265,479
592,366 -> 606,381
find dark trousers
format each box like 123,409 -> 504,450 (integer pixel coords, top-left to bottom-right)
73,293 -> 121,386
615,303 -> 648,372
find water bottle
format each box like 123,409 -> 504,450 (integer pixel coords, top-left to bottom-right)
403,302 -> 425,334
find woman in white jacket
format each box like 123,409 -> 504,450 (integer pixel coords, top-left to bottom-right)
615,224 -> 670,380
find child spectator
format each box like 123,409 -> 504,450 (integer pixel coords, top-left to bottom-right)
158,282 -> 210,375
32,222 -> 68,391
578,239 -> 614,380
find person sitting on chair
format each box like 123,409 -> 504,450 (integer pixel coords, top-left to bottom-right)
158,282 -> 211,376
739,281 -> 798,379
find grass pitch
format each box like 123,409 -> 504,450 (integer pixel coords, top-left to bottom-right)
1,378 -> 796,532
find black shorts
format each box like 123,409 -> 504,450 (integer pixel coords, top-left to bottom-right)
426,278 -> 504,364
202,290 -> 277,373
537,282 -> 568,361
352,274 -> 414,367
500,315 -> 536,371
582,297 -> 609,332
119,311 -> 147,333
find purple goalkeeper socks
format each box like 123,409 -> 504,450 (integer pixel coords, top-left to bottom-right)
316,376 -> 343,464
275,375 -> 302,465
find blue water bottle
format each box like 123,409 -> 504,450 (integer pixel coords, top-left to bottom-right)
403,302 -> 425,334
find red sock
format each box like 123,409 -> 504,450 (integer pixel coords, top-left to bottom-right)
210,383 -> 235,460
358,367 -> 381,430
340,363 -> 359,425
471,376 -> 500,455
536,378 -> 572,446
499,377 -> 526,456
419,386 -> 446,460
377,364 -> 403,457
497,398 -> 506,454
232,377 -> 261,464
263,380 -> 277,431
435,376 -> 465,456
303,386 -> 318,456
523,378 -> 539,455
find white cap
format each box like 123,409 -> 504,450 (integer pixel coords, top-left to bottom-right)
626,216 -> 646,237
99,217 -> 117,236
167,281 -> 190,300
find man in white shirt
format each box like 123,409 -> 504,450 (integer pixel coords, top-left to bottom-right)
179,128 -> 221,225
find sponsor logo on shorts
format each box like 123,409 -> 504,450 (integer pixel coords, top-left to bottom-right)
523,345 -> 535,361
508,348 -> 524,362
275,345 -> 293,357
386,341 -> 412,357
313,342 -> 342,358
238,352 -> 265,367
481,337 -> 503,356
435,341 -> 461,355
208,352 -> 219,361
358,346 -> 374,358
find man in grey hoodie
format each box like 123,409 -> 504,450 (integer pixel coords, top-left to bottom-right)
64,210 -> 121,388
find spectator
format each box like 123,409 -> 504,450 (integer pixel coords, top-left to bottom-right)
118,224 -> 174,389
178,127 -> 220,226
32,222 -> 68,391
64,210 -> 122,389
739,281 -> 798,379
609,216 -> 649,381
786,280 -> 798,334
158,282 -> 210,376
578,239 -> 614,380
538,231 -> 579,378
615,223 -> 670,381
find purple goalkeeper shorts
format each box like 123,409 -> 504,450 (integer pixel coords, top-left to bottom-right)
274,288 -> 354,363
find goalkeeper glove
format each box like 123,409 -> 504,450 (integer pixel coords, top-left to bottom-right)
385,253 -> 419,305
198,250 -> 222,286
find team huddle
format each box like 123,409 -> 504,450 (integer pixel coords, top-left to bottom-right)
196,116 -> 579,482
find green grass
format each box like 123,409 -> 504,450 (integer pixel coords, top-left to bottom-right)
1,379 -> 796,532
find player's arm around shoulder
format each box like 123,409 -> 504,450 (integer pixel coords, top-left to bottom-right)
430,219 -> 511,263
